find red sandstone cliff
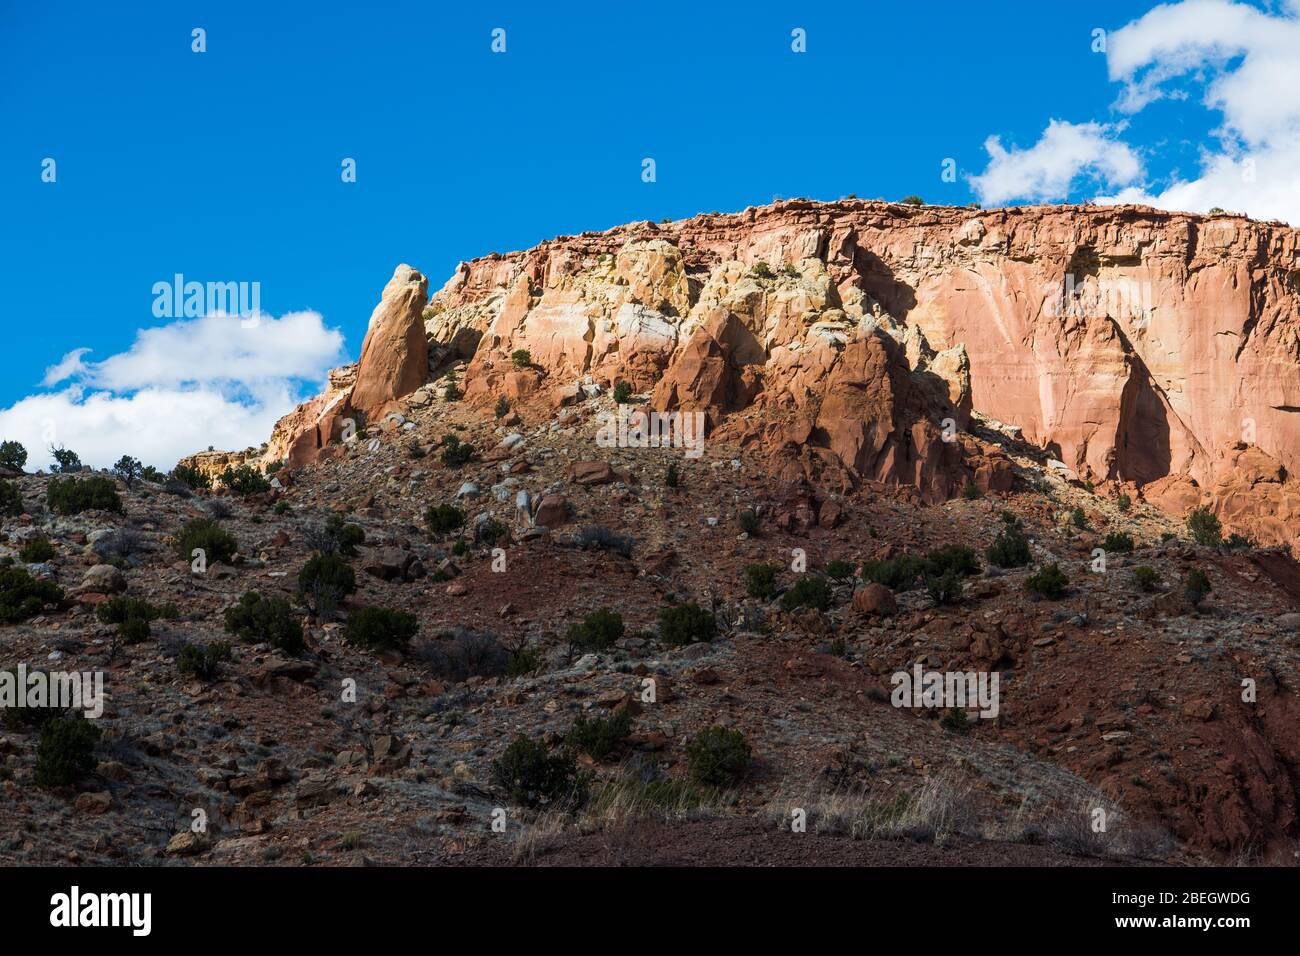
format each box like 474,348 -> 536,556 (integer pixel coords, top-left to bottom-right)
262,200 -> 1300,547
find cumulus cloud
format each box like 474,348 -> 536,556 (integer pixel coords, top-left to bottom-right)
0,311 -> 345,471
973,0 -> 1300,223
969,120 -> 1143,206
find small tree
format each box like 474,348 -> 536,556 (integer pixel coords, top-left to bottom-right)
1184,569 -> 1211,608
0,441 -> 27,471
113,455 -> 143,489
686,726 -> 751,786
1187,507 -> 1222,546
1026,563 -> 1069,599
612,381 -> 633,404
494,396 -> 511,419
49,446 -> 82,474
510,349 -> 532,368
566,608 -> 624,652
900,195 -> 924,206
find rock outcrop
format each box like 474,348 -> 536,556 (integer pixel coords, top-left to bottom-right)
260,200 -> 1300,548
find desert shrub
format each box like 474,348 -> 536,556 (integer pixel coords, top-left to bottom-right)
220,464 -> 270,497
659,602 -> 716,645
344,605 -> 418,652
1184,569 -> 1211,608
924,545 -> 980,578
505,640 -> 542,679
224,591 -> 303,654
0,568 -> 63,624
744,563 -> 778,599
419,629 -> 508,680
92,527 -> 143,562
177,641 -> 233,681
1187,507 -> 1221,546
780,574 -> 833,611
47,476 -> 121,515
439,435 -> 474,467
451,540 -> 469,557
0,669 -> 63,730
686,726 -> 751,786
824,559 -> 856,581
750,261 -> 774,279
298,552 -> 356,613
175,518 -> 238,564
1116,493 -> 1131,513
510,349 -> 532,368
494,396 -> 510,419
899,195 -> 924,206
170,463 -> 211,490
961,480 -> 981,500
575,525 -> 634,557
737,509 -> 761,536
119,617 -> 151,644
140,465 -> 164,483
19,537 -> 55,563
925,569 -> 963,606
1069,507 -> 1088,530
0,481 -> 22,517
425,503 -> 466,536
475,517 -> 508,546
112,456 -> 143,488
1133,566 -> 1159,592
1026,563 -> 1069,599
940,709 -> 971,735
96,595 -> 162,625
50,447 -> 82,473
273,501 -> 289,515
665,463 -> 680,488
567,608 -> 624,652
34,715 -> 101,787
0,441 -> 27,471
305,514 -> 365,556
612,381 -> 633,404
1101,531 -> 1135,553
491,735 -> 587,808
986,525 -> 1031,568
862,554 -> 925,592
567,710 -> 632,760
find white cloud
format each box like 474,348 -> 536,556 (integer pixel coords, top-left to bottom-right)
973,0 -> 1300,224
969,120 -> 1143,206
0,311 -> 345,471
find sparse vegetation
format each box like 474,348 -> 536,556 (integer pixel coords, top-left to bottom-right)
0,568 -> 63,624
419,629 -> 509,680
1184,569 -> 1211,608
305,513 -> 366,556
492,735 -> 588,808
34,715 -> 101,787
174,518 -> 238,564
686,726 -> 751,786
112,455 -> 143,488
862,553 -> 925,592
750,261 -> 774,279
1187,507 -> 1221,546
220,464 -> 270,496
780,574 -> 833,611
825,559 -> 856,581
344,605 -> 418,652
171,463 -> 211,490
1133,565 -> 1160,592
178,641 -> 233,681
566,608 -> 624,652
612,381 -> 633,404
665,463 -> 680,488
298,552 -> 357,616
494,396 -> 510,419
737,508 -> 761,536
1026,562 -> 1069,599
50,446 -> 82,474
510,349 -> 532,368
925,569 -> 964,607
439,434 -> 474,467
744,563 -> 778,599
18,537 -> 55,563
425,503 -> 466,536
47,476 -> 122,515
1101,531 -> 1135,553
224,591 -> 304,654
899,195 -> 924,206
0,481 -> 22,517
986,525 -> 1031,568
1116,493 -> 1131,513
575,525 -> 634,557
659,602 -> 716,645
567,710 -> 632,760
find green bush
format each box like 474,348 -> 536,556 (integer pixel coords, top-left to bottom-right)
824,560 -> 856,581
940,708 -> 971,735
119,617 -> 151,645
900,195 -> 924,206
0,441 -> 28,471
925,568 -> 963,606
47,476 -> 121,515
961,480 -> 981,500
175,518 -> 238,563
986,525 -> 1031,568
344,605 -> 418,651
737,509 -> 761,536
34,715 -> 101,787
510,349 -> 532,368
425,503 -> 466,536
862,554 -> 925,592
1187,507 -> 1222,546
494,396 -> 511,419
220,464 -> 270,497
18,538 -> 55,563
750,261 -> 774,279
0,480 -> 22,517
50,447 -> 82,474
1184,569 -> 1211,608
1133,566 -> 1159,592
924,545 -> 980,578
170,463 -> 211,490
298,552 -> 356,613
612,381 -> 633,404
0,568 -> 63,624
744,563 -> 778,599
308,513 -> 365,556
780,574 -> 833,611
567,710 -> 632,760
665,463 -> 680,488
439,435 -> 474,467
686,726 -> 751,786
476,517 -> 508,546
224,591 -> 303,654
178,641 -> 233,681
566,608 -> 624,652
491,735 -> 588,808
1101,531 -> 1135,553
505,641 -> 542,679
96,595 -> 162,625
1223,532 -> 1253,551
1069,507 -> 1088,530
1116,493 -> 1131,513
1026,563 -> 1069,599
659,602 -> 716,645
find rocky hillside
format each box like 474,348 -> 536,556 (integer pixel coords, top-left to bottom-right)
251,199 -> 1300,552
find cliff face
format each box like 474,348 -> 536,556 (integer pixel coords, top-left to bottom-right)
267,199 -> 1300,545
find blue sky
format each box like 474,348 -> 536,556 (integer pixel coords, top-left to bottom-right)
2,0 -> 1295,468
